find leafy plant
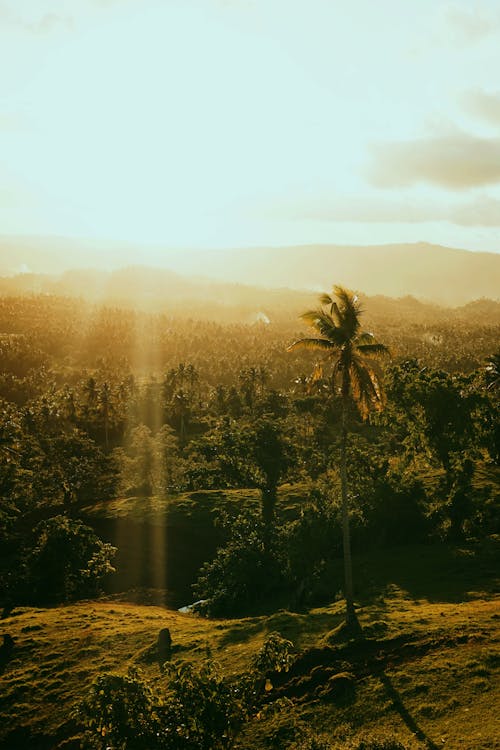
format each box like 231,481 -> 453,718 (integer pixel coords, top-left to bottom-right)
78,633 -> 295,750
26,515 -> 116,604
193,509 -> 286,616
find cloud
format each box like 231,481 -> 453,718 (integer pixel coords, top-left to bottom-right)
450,195 -> 500,226
0,3 -> 73,33
28,12 -> 74,33
463,88 -> 500,127
367,132 -> 500,189
283,195 -> 436,224
266,193 -> 500,227
443,4 -> 500,43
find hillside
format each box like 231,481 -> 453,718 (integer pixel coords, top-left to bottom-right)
1,236 -> 499,306
0,543 -> 498,750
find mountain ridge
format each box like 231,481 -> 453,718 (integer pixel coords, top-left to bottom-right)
0,236 -> 498,306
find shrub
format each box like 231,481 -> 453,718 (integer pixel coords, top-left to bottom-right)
284,488 -> 341,608
26,515 -> 116,604
193,510 -> 285,616
78,633 -> 295,750
78,670 -> 167,750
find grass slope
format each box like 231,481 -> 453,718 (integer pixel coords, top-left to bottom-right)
1,543 -> 499,750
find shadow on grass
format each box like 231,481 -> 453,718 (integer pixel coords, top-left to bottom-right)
218,608 -> 344,649
0,634 -> 14,676
218,618 -> 264,647
377,670 -> 439,750
354,539 -> 499,606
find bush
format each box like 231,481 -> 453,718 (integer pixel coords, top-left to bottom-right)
284,488 -> 341,608
362,474 -> 429,548
78,633 -> 295,750
25,515 -> 116,604
193,510 -> 285,616
78,670 -> 167,750
79,664 -> 239,750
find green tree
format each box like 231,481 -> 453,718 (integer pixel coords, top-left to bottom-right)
288,286 -> 388,628
385,361 -> 480,484
485,352 -> 500,392
26,515 -> 116,604
98,382 -> 112,451
251,417 -> 292,539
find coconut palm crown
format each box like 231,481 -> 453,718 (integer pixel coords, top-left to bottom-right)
288,286 -> 388,418
288,285 -> 389,629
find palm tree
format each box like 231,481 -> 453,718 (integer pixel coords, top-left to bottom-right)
288,286 -> 389,629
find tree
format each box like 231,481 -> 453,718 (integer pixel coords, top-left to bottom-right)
98,382 -> 112,451
251,417 -> 292,540
385,361 -> 480,484
288,286 -> 388,628
25,515 -> 116,605
485,352 -> 500,392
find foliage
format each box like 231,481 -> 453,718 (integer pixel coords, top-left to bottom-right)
79,662 -> 246,750
193,510 -> 286,616
251,631 -> 294,676
384,361 -> 481,478
25,515 -> 116,604
78,633 -> 295,750
284,488 -> 341,607
0,291 -> 499,637
2,546 -> 499,749
78,669 -> 167,750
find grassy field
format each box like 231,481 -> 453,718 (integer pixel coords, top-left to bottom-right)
1,541 -> 498,750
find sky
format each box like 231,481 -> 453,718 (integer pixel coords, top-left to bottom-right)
1,0 -> 500,253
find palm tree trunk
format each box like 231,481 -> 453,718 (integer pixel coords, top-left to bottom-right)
340,394 -> 357,629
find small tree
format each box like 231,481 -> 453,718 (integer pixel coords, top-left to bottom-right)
26,515 -> 116,604
250,417 -> 293,539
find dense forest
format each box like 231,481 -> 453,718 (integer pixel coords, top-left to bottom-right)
0,289 -> 499,750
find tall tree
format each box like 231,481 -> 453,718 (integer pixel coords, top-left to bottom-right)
288,286 -> 388,629
251,417 -> 292,548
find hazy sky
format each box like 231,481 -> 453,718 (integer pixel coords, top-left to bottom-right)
1,0 -> 500,252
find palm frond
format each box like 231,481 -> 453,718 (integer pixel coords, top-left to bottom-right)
355,331 -> 375,345
355,342 -> 390,358
349,356 -> 384,420
333,286 -> 362,337
287,337 -> 335,353
318,293 -> 333,307
333,285 -> 361,310
300,309 -> 346,345
330,301 -> 342,327
300,309 -> 329,326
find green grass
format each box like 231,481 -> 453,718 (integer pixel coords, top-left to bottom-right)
1,542 -> 499,750
82,482 -> 311,523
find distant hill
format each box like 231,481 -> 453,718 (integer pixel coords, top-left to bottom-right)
187,242 -> 500,306
0,236 -> 499,306
1,265 -> 500,328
